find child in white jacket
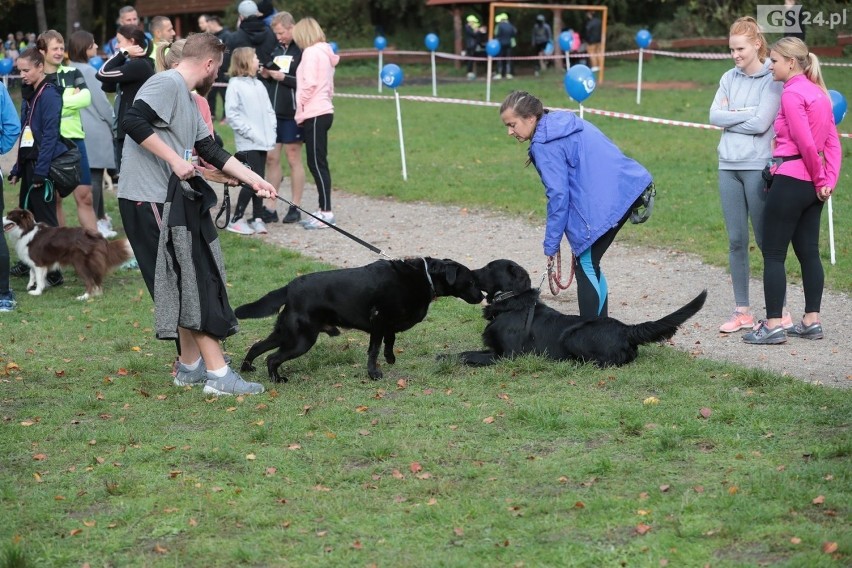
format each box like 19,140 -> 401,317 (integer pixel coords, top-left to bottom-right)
225,47 -> 277,235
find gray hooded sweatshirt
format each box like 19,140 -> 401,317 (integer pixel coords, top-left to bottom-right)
709,59 -> 782,170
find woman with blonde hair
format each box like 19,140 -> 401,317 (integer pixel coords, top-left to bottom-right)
743,37 -> 841,345
292,17 -> 339,230
223,46 -> 276,235
709,16 -> 786,333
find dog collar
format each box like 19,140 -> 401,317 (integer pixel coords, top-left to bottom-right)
421,257 -> 436,300
493,290 -> 517,302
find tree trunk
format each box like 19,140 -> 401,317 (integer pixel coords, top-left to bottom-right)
67,0 -> 80,38
35,0 -> 47,36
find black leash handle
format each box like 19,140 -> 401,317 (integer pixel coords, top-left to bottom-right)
215,185 -> 231,230
275,195 -> 392,259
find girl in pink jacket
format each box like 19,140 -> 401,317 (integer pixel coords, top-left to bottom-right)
743,37 -> 841,345
293,17 -> 339,230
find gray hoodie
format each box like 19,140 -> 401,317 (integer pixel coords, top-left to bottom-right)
709,59 -> 782,170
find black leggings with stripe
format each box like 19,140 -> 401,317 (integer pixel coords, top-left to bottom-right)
303,113 -> 334,211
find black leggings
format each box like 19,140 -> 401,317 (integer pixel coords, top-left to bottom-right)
762,175 -> 825,317
303,113 -> 334,211
573,209 -> 631,319
233,150 -> 266,222
0,181 -> 9,294
18,160 -> 59,227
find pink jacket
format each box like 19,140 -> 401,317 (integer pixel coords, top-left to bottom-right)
295,42 -> 339,124
773,74 -> 841,190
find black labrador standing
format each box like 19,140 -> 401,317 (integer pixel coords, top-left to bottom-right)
454,259 -> 706,367
235,257 -> 483,382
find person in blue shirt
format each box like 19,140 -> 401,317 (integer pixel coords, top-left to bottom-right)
0,80 -> 22,311
499,90 -> 653,319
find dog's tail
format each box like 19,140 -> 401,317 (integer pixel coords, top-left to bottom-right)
627,290 -> 707,346
106,239 -> 134,268
234,286 -> 289,319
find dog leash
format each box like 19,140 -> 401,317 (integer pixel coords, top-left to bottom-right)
273,195 -> 393,259
547,250 -> 574,296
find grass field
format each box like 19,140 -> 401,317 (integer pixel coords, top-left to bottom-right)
1,56 -> 850,566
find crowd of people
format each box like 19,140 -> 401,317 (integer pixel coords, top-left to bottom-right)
0,6 -> 842,395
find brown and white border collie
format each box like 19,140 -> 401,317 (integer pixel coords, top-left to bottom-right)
2,208 -> 133,301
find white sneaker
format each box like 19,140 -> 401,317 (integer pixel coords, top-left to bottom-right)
226,218 -> 255,235
302,211 -> 335,230
251,218 -> 268,234
97,218 -> 117,239
505,73 -> 513,79
466,72 -> 476,80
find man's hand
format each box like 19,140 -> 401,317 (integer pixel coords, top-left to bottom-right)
170,158 -> 196,180
252,179 -> 277,199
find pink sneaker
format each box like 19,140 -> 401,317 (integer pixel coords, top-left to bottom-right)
751,312 -> 794,331
720,310 -> 755,333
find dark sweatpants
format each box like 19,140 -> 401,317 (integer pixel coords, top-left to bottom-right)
18,160 -> 59,227
118,198 -> 164,300
762,174 -> 825,318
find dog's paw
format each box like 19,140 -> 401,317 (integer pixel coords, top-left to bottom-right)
368,368 -> 384,380
384,353 -> 396,365
28,289 -> 43,296
240,360 -> 255,373
76,293 -> 91,301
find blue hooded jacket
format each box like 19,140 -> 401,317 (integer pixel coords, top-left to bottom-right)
528,111 -> 652,256
0,82 -> 21,156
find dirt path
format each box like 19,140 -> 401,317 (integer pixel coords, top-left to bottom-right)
259,183 -> 851,389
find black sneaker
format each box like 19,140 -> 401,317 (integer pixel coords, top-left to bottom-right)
282,205 -> 301,223
787,321 -> 824,340
10,261 -> 30,277
260,207 -> 279,224
46,270 -> 64,287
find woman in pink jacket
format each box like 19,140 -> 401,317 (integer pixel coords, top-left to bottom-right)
292,17 -> 339,230
743,37 -> 841,345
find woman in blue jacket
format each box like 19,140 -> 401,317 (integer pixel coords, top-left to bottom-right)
499,90 -> 653,319
9,48 -> 65,228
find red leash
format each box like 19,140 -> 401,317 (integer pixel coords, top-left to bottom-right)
547,250 -> 575,296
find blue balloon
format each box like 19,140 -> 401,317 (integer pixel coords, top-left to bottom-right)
635,29 -> 652,49
829,89 -> 847,125
485,38 -> 501,57
0,58 -> 12,75
558,30 -> 574,52
374,36 -> 387,51
329,41 -> 338,54
381,63 -> 404,89
88,55 -> 104,71
424,33 -> 439,52
564,64 -> 596,103
543,41 -> 554,56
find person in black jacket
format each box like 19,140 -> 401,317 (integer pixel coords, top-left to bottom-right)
200,15 -> 231,123
97,24 -> 155,181
226,1 -> 277,72
584,11 -> 603,72
260,11 -> 305,223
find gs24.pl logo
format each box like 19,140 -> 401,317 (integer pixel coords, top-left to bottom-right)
757,5 -> 848,32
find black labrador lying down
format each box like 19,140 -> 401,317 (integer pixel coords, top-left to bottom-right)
455,259 -> 707,367
235,258 -> 483,382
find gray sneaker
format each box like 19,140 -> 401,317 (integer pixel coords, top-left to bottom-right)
174,360 -> 208,386
742,321 -> 787,345
202,367 -> 265,396
787,321 -> 824,340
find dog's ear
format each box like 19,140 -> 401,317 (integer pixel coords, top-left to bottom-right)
509,262 -> 531,290
444,262 -> 458,285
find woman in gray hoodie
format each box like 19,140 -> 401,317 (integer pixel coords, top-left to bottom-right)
710,16 -> 786,333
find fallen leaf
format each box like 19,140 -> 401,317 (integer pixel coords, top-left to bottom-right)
453,527 -> 464,536
189,518 -> 198,527
352,540 -> 363,549
246,454 -> 256,460
355,405 -> 369,413
659,484 -> 670,492
83,520 -> 96,527
410,462 -> 423,473
20,420 -> 35,427
391,469 -> 404,479
314,485 -> 331,492
790,537 -> 801,544
69,529 -> 83,536
643,396 -> 660,405
635,523 -> 652,535
131,346 -> 141,352
287,444 -> 301,451
728,486 -> 739,495
483,416 -> 495,424
637,509 -> 650,516
265,467 -> 277,476
822,542 -> 838,554
812,495 -> 825,505
32,453 -> 47,461
698,407 -> 712,419
152,544 -> 168,554
396,379 -> 407,389
574,501 -> 585,509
